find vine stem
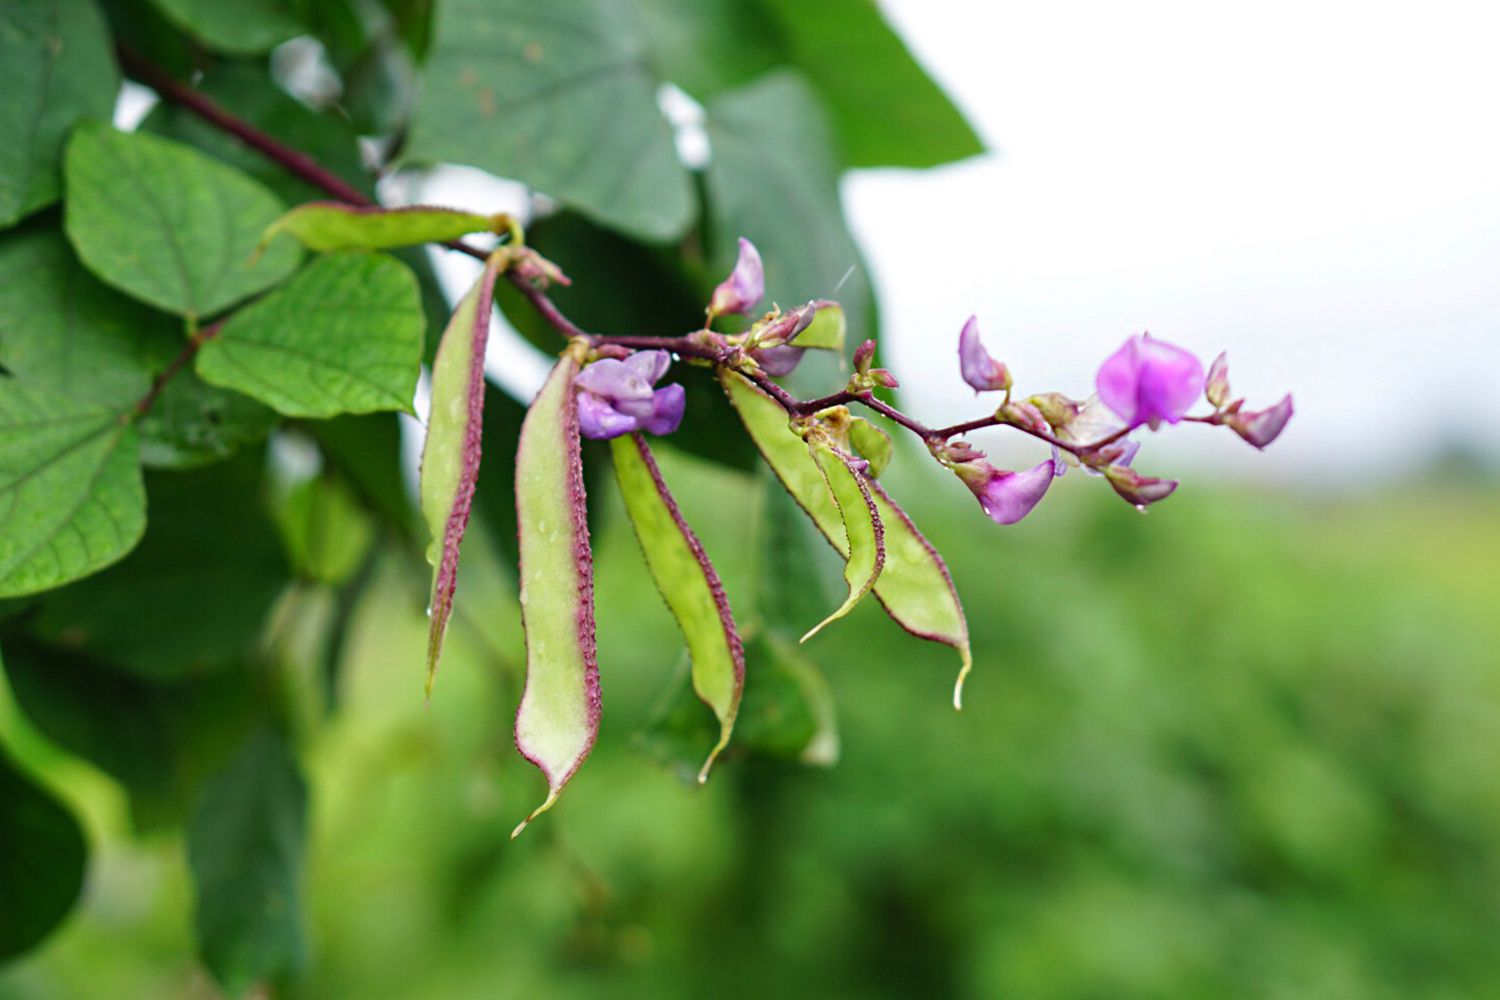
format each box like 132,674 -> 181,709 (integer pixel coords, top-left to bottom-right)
119,49 -> 1108,460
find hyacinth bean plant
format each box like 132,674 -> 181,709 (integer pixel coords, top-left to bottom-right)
0,2 -> 1292,987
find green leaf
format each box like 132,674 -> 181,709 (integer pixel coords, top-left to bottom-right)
142,61 -> 371,206
187,725 -> 308,995
310,413 -> 416,539
273,473 -> 375,586
263,202 -> 510,253
512,353 -> 598,835
135,366 -> 279,469
0,381 -> 145,598
26,455 -> 287,681
705,71 -> 875,390
0,747 -> 87,960
197,252 -> 425,418
721,371 -> 973,703
847,415 -> 893,477
408,0 -> 693,241
0,225 -> 173,406
759,0 -> 983,168
611,433 -> 743,782
631,0 -> 781,99
0,0 -> 118,227
418,257 -> 503,693
802,434 -> 884,642
147,0 -> 302,54
0,632 -> 264,828
64,122 -> 301,318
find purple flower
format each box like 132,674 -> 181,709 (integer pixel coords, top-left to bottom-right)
954,458 -> 1056,525
1228,393 -> 1293,449
574,350 -> 684,440
709,237 -> 763,318
1096,333 -> 1205,430
957,315 -> 1012,392
1103,465 -> 1178,508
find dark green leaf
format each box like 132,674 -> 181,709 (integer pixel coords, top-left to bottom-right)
307,413 -> 415,538
135,367 -> 279,469
0,381 -> 145,598
142,61 -> 372,206
633,0 -> 782,98
0,0 -> 118,227
0,747 -> 88,960
408,0 -> 693,240
64,122 -> 301,318
147,0 -> 302,54
188,725 -> 308,994
197,252 -> 425,418
759,0 -> 984,168
26,456 -> 287,681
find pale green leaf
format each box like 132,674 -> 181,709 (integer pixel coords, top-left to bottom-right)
263,202 -> 510,252
611,432 -> 743,782
848,415 -> 893,477
0,381 -> 145,598
64,122 -> 301,318
408,0 -> 693,241
197,252 -> 424,418
0,0 -> 117,227
513,353 -> 598,835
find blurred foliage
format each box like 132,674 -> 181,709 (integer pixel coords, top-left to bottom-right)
3,454 -> 1499,998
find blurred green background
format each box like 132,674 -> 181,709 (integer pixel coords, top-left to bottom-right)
4,444 -> 1498,999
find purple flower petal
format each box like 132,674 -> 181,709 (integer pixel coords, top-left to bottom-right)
576,391 -> 639,440
709,237 -> 764,317
1230,393 -> 1294,449
574,357 -> 652,403
1096,333 -> 1205,429
955,458 -> 1055,525
641,383 -> 685,436
957,315 -> 1011,392
751,344 -> 806,377
623,349 -> 672,385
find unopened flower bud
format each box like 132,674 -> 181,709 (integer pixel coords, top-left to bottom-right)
1227,393 -> 1293,449
708,237 -> 764,318
1102,465 -> 1178,508
852,339 -> 877,375
1096,332 -> 1205,430
999,399 -> 1048,434
1029,392 -> 1082,431
1205,352 -> 1231,409
957,315 -> 1012,392
953,458 -> 1056,525
869,368 -> 899,389
939,439 -> 986,463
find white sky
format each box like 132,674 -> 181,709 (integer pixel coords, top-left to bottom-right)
849,0 -> 1500,482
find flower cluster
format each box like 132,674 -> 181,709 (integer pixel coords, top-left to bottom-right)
943,318 -> 1293,524
574,350 -> 685,440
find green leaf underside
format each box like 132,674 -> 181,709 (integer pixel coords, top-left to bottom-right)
147,0 -> 303,54
418,258 -> 502,693
264,202 -> 505,252
408,0 -> 693,241
0,749 -> 87,960
196,251 -> 425,418
513,354 -> 598,835
793,303 -> 846,352
705,72 -> 874,389
187,726 -> 308,995
759,0 -> 984,169
0,382 -> 145,598
611,433 -> 744,782
64,122 -> 301,317
0,0 -> 118,228
720,371 -> 972,703
848,416 -> 893,477
803,437 -> 884,642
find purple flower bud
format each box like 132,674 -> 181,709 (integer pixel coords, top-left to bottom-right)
1102,465 -> 1178,508
709,237 -> 764,317
755,302 -> 816,348
957,315 -> 1012,392
577,390 -> 640,440
852,339 -> 877,375
1029,392 -> 1081,430
1205,352 -> 1231,409
1228,393 -> 1293,449
954,458 -> 1056,525
1096,333 -> 1205,430
750,344 -> 806,377
869,368 -> 899,389
1000,399 -> 1049,434
641,383 -> 686,436
940,439 -> 986,463
574,350 -> 683,440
